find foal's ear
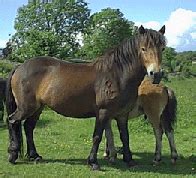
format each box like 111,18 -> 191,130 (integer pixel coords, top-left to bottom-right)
139,25 -> 146,34
159,25 -> 165,35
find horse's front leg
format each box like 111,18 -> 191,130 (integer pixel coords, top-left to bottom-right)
24,118 -> 42,163
87,109 -> 107,170
116,116 -> 136,167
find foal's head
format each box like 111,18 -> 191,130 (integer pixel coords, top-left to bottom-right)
138,25 -> 166,84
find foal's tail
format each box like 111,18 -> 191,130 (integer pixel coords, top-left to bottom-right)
161,87 -> 177,132
6,66 -> 24,158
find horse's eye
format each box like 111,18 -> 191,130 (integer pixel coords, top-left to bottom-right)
142,47 -> 146,52
162,47 -> 165,51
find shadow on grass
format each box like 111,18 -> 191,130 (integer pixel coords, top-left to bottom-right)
132,152 -> 195,175
16,152 -> 195,175
36,119 -> 53,128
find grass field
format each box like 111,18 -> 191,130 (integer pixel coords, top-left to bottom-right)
0,78 -> 195,177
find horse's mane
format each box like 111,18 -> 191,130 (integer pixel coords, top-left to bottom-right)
143,29 -> 166,47
94,29 -> 166,73
94,37 -> 139,73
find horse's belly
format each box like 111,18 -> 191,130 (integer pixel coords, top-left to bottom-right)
48,97 -> 96,118
54,107 -> 95,118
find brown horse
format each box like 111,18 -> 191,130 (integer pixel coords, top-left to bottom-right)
6,25 -> 166,170
104,77 -> 178,164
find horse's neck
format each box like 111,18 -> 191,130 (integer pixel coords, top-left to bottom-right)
120,60 -> 145,87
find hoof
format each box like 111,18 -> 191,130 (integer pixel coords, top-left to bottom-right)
87,156 -> 100,171
34,156 -> 43,164
26,153 -> 43,162
8,152 -> 18,164
127,160 -> 137,167
153,159 -> 161,166
91,163 -> 100,171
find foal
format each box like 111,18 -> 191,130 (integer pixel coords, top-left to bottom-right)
104,77 -> 178,164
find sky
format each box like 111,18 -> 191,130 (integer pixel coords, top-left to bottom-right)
0,0 -> 196,52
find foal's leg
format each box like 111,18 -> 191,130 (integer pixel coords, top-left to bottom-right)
87,109 -> 107,170
165,129 -> 178,164
24,114 -> 42,162
153,125 -> 163,164
104,119 -> 117,164
116,116 -> 136,167
146,111 -> 163,165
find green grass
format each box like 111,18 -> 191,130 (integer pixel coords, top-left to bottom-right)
0,78 -> 195,177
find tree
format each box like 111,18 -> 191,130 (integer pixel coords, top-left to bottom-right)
162,47 -> 177,73
10,0 -> 90,62
2,41 -> 12,58
162,48 -> 196,77
176,51 -> 196,77
80,8 -> 136,59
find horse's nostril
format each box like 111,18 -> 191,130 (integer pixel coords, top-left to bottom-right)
150,71 -> 154,76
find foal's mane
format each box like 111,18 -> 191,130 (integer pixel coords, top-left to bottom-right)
94,28 -> 166,73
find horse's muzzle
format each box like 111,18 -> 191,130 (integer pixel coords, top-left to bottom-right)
152,71 -> 164,84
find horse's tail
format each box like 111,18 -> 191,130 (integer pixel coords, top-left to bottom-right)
161,87 -> 177,132
0,78 -> 7,100
6,66 -> 24,159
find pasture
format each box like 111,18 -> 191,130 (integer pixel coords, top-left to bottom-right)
0,78 -> 195,177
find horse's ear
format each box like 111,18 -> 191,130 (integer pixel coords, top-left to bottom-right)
159,25 -> 165,35
139,25 -> 146,34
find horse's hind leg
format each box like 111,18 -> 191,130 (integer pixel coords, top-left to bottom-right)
8,121 -> 22,164
8,108 -> 26,124
8,88 -> 39,124
24,109 -> 43,163
104,119 -> 117,164
116,115 -> 136,167
165,129 -> 178,164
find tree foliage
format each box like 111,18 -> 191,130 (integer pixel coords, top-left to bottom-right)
5,1 -> 196,79
162,47 -> 177,73
10,0 -> 90,62
2,42 -> 12,58
162,47 -> 196,77
80,8 -> 136,59
176,51 -> 196,77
